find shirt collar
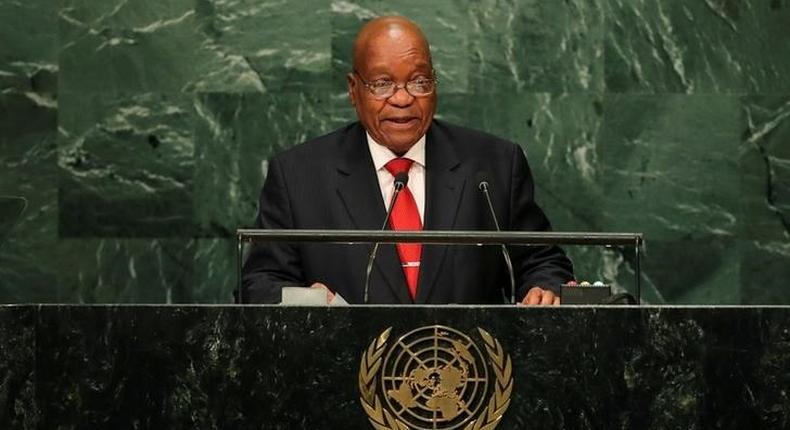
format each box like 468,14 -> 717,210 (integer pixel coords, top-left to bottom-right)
366,132 -> 426,171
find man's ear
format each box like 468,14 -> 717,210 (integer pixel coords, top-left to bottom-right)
347,73 -> 357,107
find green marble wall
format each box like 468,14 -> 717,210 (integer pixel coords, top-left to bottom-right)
1,0 -> 788,304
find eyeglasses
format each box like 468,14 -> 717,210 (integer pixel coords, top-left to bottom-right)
354,70 -> 437,99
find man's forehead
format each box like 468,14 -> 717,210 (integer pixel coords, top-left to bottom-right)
358,36 -> 431,69
364,31 -> 429,55
353,17 -> 432,70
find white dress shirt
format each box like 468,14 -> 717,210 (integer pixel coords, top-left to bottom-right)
366,132 -> 426,223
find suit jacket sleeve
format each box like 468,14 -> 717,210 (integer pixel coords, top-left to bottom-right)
238,156 -> 304,303
507,144 -> 574,298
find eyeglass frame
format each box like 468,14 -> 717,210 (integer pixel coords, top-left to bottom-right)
352,70 -> 438,99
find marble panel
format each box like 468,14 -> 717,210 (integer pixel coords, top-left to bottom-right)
0,0 -> 57,93
464,0 -> 605,94
0,307 -> 37,428
739,96 -> 790,241
598,94 -> 742,238
194,238 -> 237,303
59,0 -> 264,92
0,93 -> 58,303
738,95 -> 790,304
193,91 -> 333,237
604,0 -> 790,93
0,0 -> 59,302
642,238 -> 741,304
194,0 -> 332,93
596,94 -> 743,302
55,239 -> 196,303
740,240 -> 790,305
58,92 -> 195,237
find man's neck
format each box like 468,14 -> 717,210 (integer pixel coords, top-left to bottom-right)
366,133 -> 427,170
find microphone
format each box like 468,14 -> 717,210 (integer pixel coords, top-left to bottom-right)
476,172 -> 516,304
363,172 -> 409,303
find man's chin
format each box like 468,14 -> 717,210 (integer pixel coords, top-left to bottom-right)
378,136 -> 420,155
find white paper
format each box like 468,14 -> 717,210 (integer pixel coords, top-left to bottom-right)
280,287 -> 328,306
329,292 -> 349,306
280,286 -> 349,306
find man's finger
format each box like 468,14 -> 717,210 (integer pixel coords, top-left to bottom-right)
553,296 -> 561,306
310,283 -> 335,303
522,287 -> 542,305
540,289 -> 555,306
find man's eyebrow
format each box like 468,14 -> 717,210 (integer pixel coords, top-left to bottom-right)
361,65 -> 391,77
363,74 -> 393,82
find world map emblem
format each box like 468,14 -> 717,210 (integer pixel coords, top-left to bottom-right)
359,325 -> 513,430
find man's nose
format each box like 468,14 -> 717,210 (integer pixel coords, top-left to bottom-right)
387,85 -> 414,107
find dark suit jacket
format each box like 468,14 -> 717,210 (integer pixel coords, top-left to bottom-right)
240,120 -> 573,304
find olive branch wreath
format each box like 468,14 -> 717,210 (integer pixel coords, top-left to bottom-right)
358,327 -> 513,430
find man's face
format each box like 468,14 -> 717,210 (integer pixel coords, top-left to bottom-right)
348,31 -> 437,155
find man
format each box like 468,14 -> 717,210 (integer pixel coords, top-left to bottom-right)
240,16 -> 573,305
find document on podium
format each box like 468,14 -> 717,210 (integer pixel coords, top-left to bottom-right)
281,286 -> 349,306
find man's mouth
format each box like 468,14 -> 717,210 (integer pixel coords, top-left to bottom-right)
383,117 -> 419,126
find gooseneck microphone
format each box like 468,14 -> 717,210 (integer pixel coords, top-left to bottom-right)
363,172 -> 409,303
476,172 -> 516,304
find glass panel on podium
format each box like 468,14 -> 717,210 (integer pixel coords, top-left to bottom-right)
235,230 -> 643,305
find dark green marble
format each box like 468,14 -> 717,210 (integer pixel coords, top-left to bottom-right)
193,239 -> 237,303
60,0 -> 265,93
605,0 -> 790,93
193,91 -> 332,237
0,0 -> 58,302
194,0 -> 332,92
0,305 -> 785,429
739,96 -> 790,303
58,92 -> 195,237
55,239 -> 197,303
0,0 -> 57,93
1,0 -> 789,303
596,95 -> 744,303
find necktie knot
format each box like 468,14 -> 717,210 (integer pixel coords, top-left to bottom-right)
385,158 -> 414,176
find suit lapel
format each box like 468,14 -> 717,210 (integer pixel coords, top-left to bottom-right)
335,124 -> 411,304
415,122 -> 465,303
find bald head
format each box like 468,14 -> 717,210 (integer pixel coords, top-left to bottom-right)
352,16 -> 432,71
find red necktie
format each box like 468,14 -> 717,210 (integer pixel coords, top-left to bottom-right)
384,158 -> 422,300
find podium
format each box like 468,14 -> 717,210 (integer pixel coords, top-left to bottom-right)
3,305 -> 788,428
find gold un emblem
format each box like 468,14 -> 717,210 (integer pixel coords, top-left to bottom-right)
359,325 -> 513,430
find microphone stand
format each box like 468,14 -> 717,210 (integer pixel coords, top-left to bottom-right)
478,180 -> 516,305
363,172 -> 408,303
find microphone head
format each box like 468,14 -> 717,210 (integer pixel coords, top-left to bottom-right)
394,172 -> 409,190
475,171 -> 489,191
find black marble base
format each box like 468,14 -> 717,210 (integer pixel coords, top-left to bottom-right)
2,305 -> 789,429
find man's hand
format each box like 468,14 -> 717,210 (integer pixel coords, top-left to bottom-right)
309,282 -> 335,303
520,286 -> 560,306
